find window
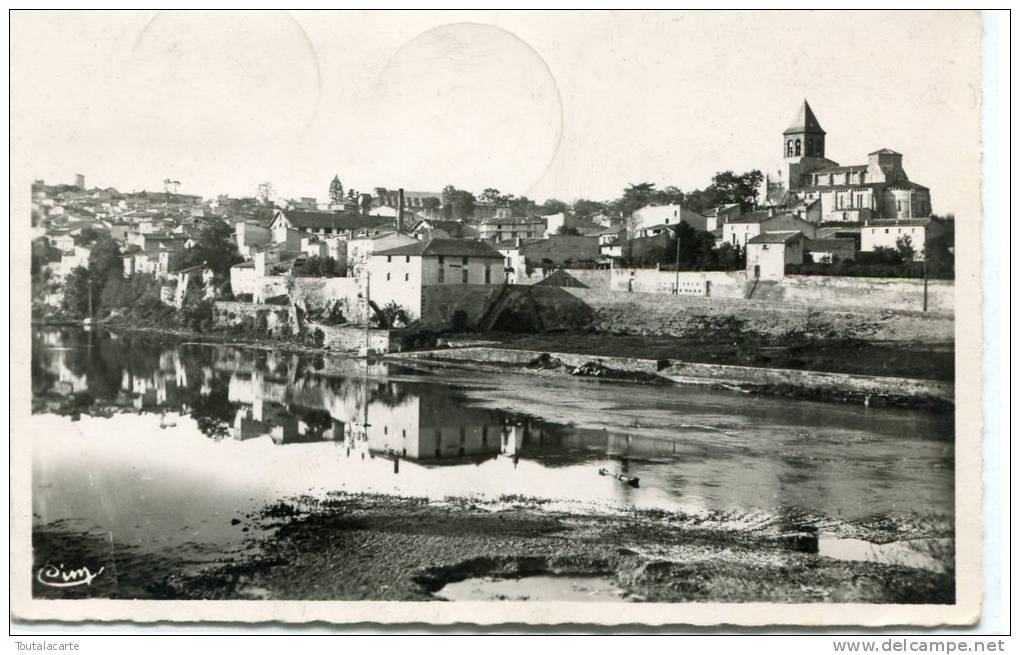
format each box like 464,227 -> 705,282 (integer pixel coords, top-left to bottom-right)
462,268 -> 469,283
462,257 -> 468,266
386,255 -> 392,263
405,255 -> 410,263
404,273 -> 409,282
484,265 -> 491,284
386,272 -> 390,281
438,267 -> 445,283
786,140 -> 793,157
438,256 -> 445,265
794,139 -> 801,156
884,228 -> 890,234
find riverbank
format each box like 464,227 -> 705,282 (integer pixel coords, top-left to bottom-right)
147,492 -> 954,605
48,321 -> 954,408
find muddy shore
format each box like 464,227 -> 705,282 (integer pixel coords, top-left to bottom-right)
143,493 -> 953,604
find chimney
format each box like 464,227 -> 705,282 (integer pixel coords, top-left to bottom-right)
75,173 -> 85,189
396,188 -> 405,233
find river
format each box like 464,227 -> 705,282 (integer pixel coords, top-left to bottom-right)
29,327 -> 954,598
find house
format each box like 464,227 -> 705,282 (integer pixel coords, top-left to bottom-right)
373,188 -> 443,212
704,203 -> 742,231
631,204 -> 708,236
860,218 -> 946,261
746,232 -> 805,281
598,230 -> 625,260
269,209 -> 392,242
407,218 -> 477,240
477,216 -> 547,242
804,238 -> 857,263
367,239 -> 503,321
495,235 -> 600,283
235,221 -> 273,259
721,211 -> 817,248
543,213 -> 607,237
346,232 -> 418,279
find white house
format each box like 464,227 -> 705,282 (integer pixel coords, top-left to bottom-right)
860,218 -> 945,261
745,232 -> 805,281
367,238 -> 503,321
631,204 -> 708,235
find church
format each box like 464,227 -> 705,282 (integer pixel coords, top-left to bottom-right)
761,101 -> 933,223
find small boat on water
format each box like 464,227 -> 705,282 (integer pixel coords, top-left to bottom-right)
598,467 -> 640,488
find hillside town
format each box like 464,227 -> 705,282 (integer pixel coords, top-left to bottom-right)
19,4 -> 983,618
31,101 -> 955,359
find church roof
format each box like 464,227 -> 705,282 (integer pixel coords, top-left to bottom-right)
868,148 -> 902,156
783,100 -> 826,135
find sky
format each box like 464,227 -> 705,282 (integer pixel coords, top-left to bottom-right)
11,10 -> 982,215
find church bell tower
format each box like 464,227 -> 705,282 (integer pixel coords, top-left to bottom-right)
783,99 -> 826,160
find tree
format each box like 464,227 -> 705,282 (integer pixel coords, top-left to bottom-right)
896,235 -> 917,262
86,237 -> 122,282
508,195 -> 537,217
479,188 -> 508,205
541,198 -> 570,215
183,220 -> 242,279
614,182 -> 658,219
294,256 -> 340,277
328,175 -> 344,204
555,224 -> 581,236
61,267 -> 93,317
441,185 -> 476,221
572,198 -> 606,218
257,182 -> 275,206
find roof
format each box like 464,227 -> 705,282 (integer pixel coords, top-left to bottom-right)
805,238 -> 855,250
812,164 -> 868,174
373,238 -> 503,259
783,100 -> 826,135
410,219 -> 478,238
868,148 -> 901,156
798,182 -> 889,192
480,215 -> 546,226
863,218 -> 933,228
276,209 -> 391,231
494,237 -> 543,250
885,180 -> 929,191
747,232 -> 804,245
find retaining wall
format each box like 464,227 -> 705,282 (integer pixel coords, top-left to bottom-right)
661,361 -> 953,402
305,321 -> 391,354
781,275 -> 953,316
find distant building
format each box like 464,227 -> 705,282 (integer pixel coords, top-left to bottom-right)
367,238 -> 503,321
407,218 -> 477,241
478,216 -> 546,242
804,238 -> 856,264
721,210 -> 817,248
860,218 -> 947,261
631,204 -> 708,236
761,100 -> 933,223
269,209 -> 392,243
746,232 -> 806,281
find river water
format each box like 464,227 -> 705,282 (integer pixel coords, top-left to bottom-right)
29,327 -> 954,597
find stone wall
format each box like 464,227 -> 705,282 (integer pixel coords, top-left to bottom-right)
213,301 -> 292,335
484,286 -> 953,344
305,321 -> 391,355
419,284 -> 504,331
291,276 -> 366,323
610,268 -> 747,298
780,275 -> 953,316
